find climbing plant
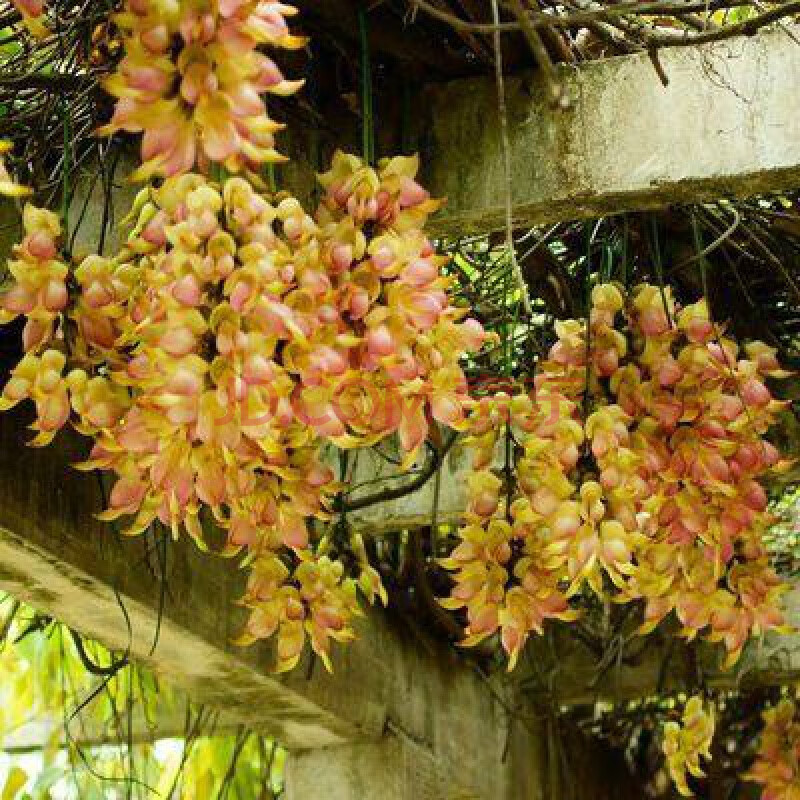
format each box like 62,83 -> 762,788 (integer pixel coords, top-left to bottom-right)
0,1 -> 799,797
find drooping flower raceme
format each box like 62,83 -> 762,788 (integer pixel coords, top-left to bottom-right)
444,283 -> 791,670
99,0 -> 305,179
0,154 -> 489,672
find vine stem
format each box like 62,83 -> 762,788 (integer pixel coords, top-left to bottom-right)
358,6 -> 375,165
490,0 -> 532,327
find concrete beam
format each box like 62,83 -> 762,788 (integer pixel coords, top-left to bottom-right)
417,25 -> 800,236
6,21 -> 800,255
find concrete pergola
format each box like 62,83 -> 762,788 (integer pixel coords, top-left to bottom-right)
1,23 -> 799,799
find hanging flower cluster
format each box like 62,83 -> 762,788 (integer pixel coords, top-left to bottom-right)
444,283 -> 791,669
0,154 -> 489,671
0,0 -> 792,686
440,390 -> 583,669
0,141 -> 31,198
99,0 -> 305,180
662,695 -> 716,796
746,699 -> 800,799
0,206 -> 67,358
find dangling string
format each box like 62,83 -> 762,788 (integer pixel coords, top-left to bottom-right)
620,215 -> 629,289
490,0 -> 531,383
401,78 -> 413,154
358,6 -> 375,165
265,162 -> 277,194
648,216 -> 674,328
61,96 -> 73,248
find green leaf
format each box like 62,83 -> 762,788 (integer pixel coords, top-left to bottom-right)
2,767 -> 28,800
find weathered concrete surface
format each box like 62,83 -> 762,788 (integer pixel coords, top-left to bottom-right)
285,719 -> 641,800
5,22 -> 800,256
418,25 -> 800,235
331,439 -> 475,533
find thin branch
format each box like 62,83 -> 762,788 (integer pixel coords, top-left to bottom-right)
409,0 -> 792,35
341,432 -> 459,513
505,0 -> 566,107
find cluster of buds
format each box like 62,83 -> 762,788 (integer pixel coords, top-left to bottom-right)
441,390 -> 582,669
100,0 -> 305,179
0,206 -> 68,351
0,349 -> 69,446
0,154 -> 489,671
662,695 -> 716,796
746,699 -> 800,799
444,283 -> 790,669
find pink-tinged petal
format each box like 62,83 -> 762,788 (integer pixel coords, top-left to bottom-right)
243,353 -> 275,385
398,397 -> 427,453
401,258 -> 437,288
1,284 -> 35,315
638,308 -> 669,337
399,177 -> 430,208
172,274 -> 203,306
347,287 -> 370,320
142,210 -> 168,246
141,24 -> 170,53
125,65 -> 171,93
26,231 -> 56,260
166,367 -> 203,396
657,358 -> 683,387
226,84 -> 264,117
281,515 -> 309,550
181,63 -> 218,106
306,462 -> 334,488
42,279 -> 67,312
331,243 -> 353,273
159,327 -> 196,357
741,378 -> 771,408
23,318 -> 51,351
79,314 -> 115,349
743,480 -> 767,512
37,392 -> 69,432
430,393 -> 463,428
84,282 -> 114,309
460,318 -> 487,352
110,477 -> 146,514
371,246 -> 394,275
367,325 -> 394,358
230,281 -> 252,312
201,115 -> 239,162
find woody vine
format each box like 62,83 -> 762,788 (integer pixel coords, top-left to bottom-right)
0,1 -> 799,797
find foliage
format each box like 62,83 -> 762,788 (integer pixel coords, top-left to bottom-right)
0,595 -> 285,799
